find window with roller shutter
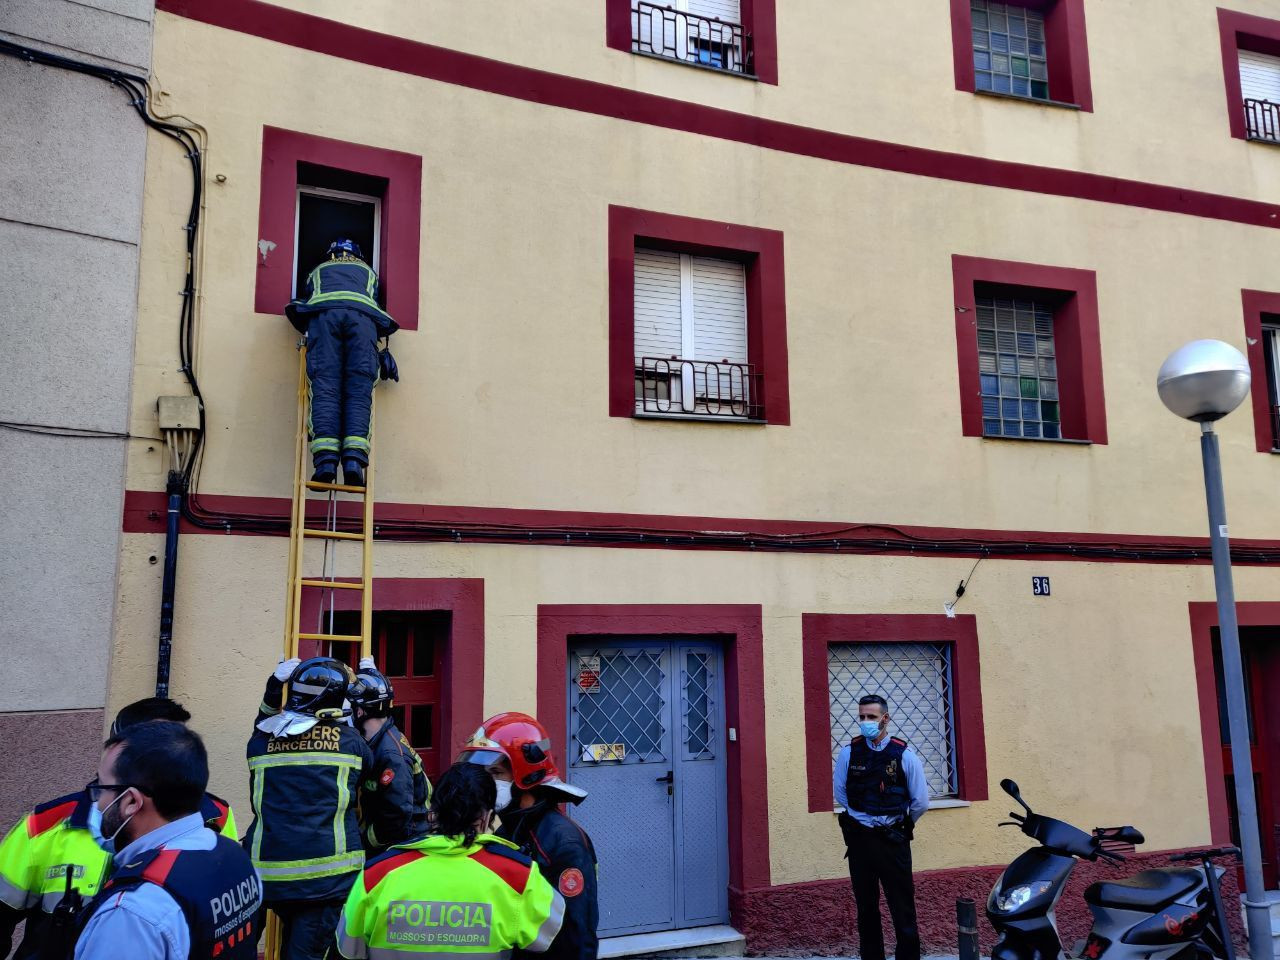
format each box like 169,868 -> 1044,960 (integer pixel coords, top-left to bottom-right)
633,247 -> 753,420
1239,50 -> 1280,141
625,0 -> 752,75
609,205 -> 789,425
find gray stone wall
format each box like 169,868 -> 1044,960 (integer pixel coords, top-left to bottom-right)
0,0 -> 153,816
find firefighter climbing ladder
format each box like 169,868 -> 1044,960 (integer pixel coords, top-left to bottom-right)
265,343 -> 376,960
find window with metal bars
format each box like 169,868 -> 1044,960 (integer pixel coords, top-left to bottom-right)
1263,323 -> 1280,449
971,0 -> 1049,100
977,296 -> 1062,439
828,642 -> 958,800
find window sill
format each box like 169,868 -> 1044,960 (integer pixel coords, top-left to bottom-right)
629,49 -> 758,81
981,434 -> 1092,446
1246,134 -> 1280,147
634,412 -> 766,425
973,88 -> 1082,111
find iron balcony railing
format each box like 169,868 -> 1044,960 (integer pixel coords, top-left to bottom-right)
1245,98 -> 1280,142
631,1 -> 753,76
635,357 -> 762,420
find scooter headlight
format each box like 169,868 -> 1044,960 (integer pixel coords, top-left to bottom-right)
994,885 -> 1033,912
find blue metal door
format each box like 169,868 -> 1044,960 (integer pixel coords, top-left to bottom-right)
567,640 -> 729,937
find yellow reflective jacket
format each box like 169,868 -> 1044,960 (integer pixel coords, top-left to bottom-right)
0,789 -> 237,959
336,833 -> 565,958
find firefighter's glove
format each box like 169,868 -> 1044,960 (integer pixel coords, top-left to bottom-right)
359,657 -> 376,672
274,657 -> 302,682
378,344 -> 399,382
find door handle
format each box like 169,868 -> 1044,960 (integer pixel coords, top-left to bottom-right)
656,770 -> 673,795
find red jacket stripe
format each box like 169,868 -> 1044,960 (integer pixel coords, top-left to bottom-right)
362,850 -> 423,893
27,800 -> 78,838
142,848 -> 181,886
469,849 -> 531,893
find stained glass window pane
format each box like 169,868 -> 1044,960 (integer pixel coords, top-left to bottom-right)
971,0 -> 1048,100
974,294 -> 1063,440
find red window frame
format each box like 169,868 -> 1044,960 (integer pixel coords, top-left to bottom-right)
298,577 -> 484,780
605,0 -> 778,85
950,0 -> 1093,111
608,205 -> 790,425
255,126 -> 423,330
952,254 -> 1107,444
801,613 -> 989,813
1240,289 -> 1280,453
1218,9 -> 1280,141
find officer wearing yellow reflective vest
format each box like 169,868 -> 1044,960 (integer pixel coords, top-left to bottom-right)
0,697 -> 238,960
285,238 -> 398,488
245,657 -> 375,960
336,762 -> 564,959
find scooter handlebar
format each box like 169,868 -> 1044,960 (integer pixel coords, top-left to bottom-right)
1169,846 -> 1240,862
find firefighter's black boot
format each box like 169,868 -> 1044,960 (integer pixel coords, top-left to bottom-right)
342,458 -> 365,488
311,456 -> 338,484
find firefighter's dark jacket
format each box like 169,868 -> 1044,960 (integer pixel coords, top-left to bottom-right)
360,719 -> 431,853
286,256 -> 398,336
499,800 -> 599,960
244,677 -> 376,903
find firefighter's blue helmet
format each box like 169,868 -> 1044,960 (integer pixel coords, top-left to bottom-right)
326,238 -> 364,261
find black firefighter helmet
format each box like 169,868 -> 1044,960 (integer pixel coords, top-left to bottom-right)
285,657 -> 353,714
349,667 -> 395,718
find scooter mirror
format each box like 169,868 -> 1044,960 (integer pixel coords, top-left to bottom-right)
1000,779 -> 1020,797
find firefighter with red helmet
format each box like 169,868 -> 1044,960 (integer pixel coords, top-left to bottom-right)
458,713 -> 599,960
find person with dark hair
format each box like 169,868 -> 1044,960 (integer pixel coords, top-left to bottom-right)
245,657 -> 375,960
73,721 -> 262,959
0,698 -> 238,960
834,693 -> 930,960
459,712 -> 599,960
348,658 -> 431,853
336,762 -> 565,958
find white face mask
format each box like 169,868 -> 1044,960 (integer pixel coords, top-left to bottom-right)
493,779 -> 513,813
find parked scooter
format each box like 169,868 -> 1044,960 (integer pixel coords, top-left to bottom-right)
988,778 -> 1241,960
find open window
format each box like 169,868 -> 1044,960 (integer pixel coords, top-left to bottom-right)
255,127 -> 422,329
293,175 -> 383,299
1219,10 -> 1280,143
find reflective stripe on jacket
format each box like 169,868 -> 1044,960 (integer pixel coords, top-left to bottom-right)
290,256 -> 397,335
336,833 -> 565,958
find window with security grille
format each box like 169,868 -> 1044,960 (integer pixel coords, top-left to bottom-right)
971,0 -> 1049,101
828,642 -> 958,799
977,296 -> 1061,440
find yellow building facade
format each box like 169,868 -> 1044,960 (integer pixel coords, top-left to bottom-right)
106,0 -> 1280,951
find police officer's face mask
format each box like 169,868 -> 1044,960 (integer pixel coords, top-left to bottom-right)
94,789 -> 137,855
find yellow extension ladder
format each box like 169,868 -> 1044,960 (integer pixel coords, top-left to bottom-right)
264,343 -> 376,959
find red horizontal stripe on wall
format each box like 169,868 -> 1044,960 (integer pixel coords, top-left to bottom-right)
122,489 -> 1280,565
155,0 -> 1280,229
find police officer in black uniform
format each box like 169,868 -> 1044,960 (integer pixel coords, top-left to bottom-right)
245,657 -> 375,960
74,721 -> 262,960
834,694 -> 930,960
347,659 -> 431,852
285,238 -> 398,487
459,713 -> 599,960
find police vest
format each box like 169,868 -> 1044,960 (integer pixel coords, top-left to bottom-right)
844,736 -> 911,818
79,835 -> 261,960
336,833 -> 564,957
294,256 -> 397,334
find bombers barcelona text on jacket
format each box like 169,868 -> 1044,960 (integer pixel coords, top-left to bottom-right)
244,677 -> 376,903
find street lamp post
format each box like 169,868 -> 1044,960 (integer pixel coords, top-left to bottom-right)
1157,339 -> 1274,960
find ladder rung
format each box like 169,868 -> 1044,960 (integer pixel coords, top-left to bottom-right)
297,632 -> 364,643
298,579 -> 363,590
302,528 -> 365,541
305,480 -> 368,494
